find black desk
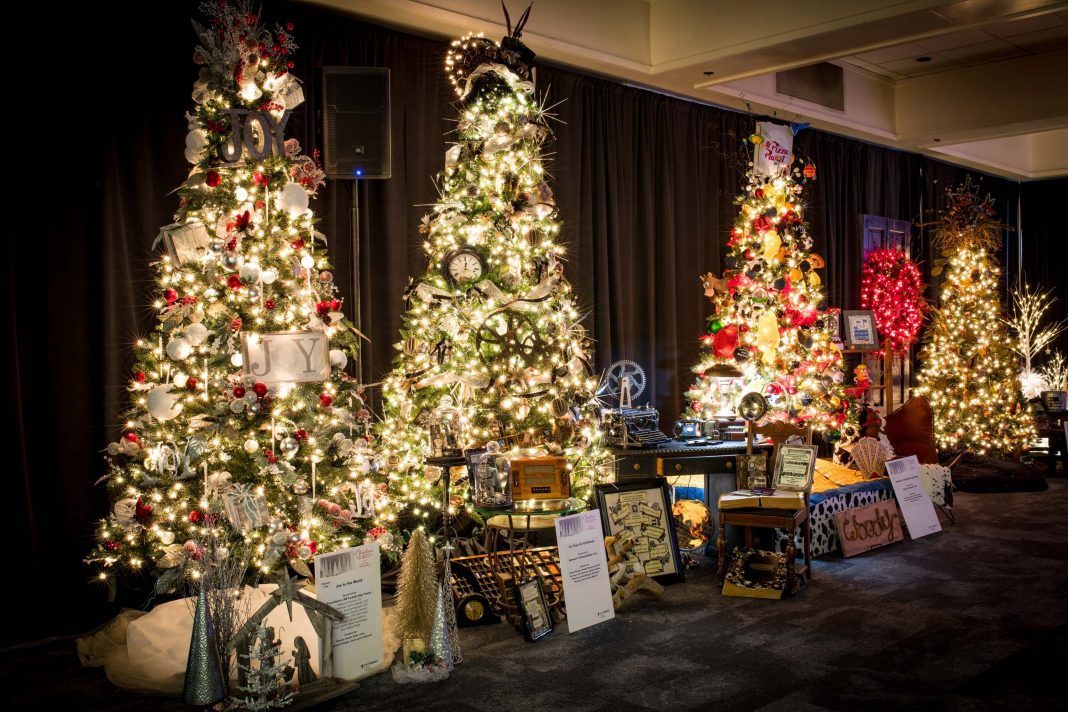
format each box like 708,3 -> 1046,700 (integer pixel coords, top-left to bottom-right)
609,439 -> 773,542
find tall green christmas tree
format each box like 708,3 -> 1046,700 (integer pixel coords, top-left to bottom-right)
915,181 -> 1033,456
376,23 -> 608,526
686,138 -> 852,434
88,2 -> 398,587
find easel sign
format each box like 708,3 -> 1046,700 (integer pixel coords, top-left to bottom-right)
886,456 -> 942,539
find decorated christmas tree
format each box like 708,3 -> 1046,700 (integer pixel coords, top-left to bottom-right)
88,2 -> 397,588
915,181 -> 1034,456
376,17 -> 608,526
687,126 -> 852,434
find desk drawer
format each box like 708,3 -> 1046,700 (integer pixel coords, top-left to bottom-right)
658,455 -> 736,476
615,456 -> 658,481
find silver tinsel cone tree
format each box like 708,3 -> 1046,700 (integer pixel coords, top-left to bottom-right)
375,24 -> 609,529
87,1 -> 398,589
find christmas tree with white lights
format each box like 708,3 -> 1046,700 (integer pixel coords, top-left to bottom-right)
915,180 -> 1033,456
687,139 -> 853,435
88,1 -> 398,588
376,19 -> 608,527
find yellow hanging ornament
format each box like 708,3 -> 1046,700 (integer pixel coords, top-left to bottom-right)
757,311 -> 780,365
761,231 -> 781,262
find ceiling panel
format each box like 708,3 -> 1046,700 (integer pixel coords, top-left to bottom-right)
913,28 -> 997,51
981,11 -> 1066,37
1005,24 -> 1068,47
880,54 -> 958,76
853,41 -> 933,64
938,38 -> 1021,61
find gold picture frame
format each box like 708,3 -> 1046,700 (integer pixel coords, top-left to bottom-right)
772,444 -> 817,492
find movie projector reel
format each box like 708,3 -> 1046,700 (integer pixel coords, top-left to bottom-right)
596,359 -> 646,408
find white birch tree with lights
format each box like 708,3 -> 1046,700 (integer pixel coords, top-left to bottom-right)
375,23 -> 609,527
88,1 -> 398,590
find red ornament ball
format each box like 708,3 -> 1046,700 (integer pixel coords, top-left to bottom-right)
253,382 -> 268,398
294,429 -> 309,441
803,164 -> 817,179
291,238 -> 306,250
755,188 -> 765,199
136,371 -> 146,383
230,317 -> 243,332
205,170 -> 221,187
227,274 -> 242,290
124,431 -> 140,443
186,377 -> 199,390
233,386 -> 246,398
320,393 -> 333,408
189,510 -> 202,524
104,540 -> 121,552
164,288 -> 179,305
264,299 -> 275,310
253,171 -> 269,186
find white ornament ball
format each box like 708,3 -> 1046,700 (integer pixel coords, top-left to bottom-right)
166,336 -> 193,361
234,186 -> 249,203
243,438 -> 259,454
329,349 -> 348,369
278,182 -> 309,216
260,268 -> 278,285
300,254 -> 315,270
157,530 -> 176,545
147,385 -> 183,422
173,372 -> 189,389
184,129 -> 208,164
184,322 -> 209,346
231,352 -> 244,368
239,263 -> 261,284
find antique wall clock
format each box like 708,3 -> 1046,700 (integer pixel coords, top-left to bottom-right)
443,247 -> 487,286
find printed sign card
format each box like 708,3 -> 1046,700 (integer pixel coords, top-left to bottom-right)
886,456 -> 942,540
315,543 -> 384,680
555,511 -> 614,633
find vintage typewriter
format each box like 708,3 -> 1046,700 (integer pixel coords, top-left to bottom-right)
602,406 -> 672,449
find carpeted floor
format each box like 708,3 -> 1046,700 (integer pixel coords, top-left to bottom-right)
6,482 -> 1067,711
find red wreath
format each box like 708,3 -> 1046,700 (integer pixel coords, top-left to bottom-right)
859,248 -> 926,354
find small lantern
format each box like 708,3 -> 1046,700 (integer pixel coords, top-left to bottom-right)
428,395 -> 463,458
707,362 -> 745,418
470,441 -> 511,509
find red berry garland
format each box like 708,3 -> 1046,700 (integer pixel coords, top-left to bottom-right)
859,248 -> 926,354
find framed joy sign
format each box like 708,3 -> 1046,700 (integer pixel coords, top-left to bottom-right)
241,331 -> 330,385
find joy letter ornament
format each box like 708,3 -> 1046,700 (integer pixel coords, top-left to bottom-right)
217,109 -> 292,163
241,331 -> 330,385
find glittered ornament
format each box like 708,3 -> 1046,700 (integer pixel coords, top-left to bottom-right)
278,182 -> 309,215
184,322 -> 209,346
280,437 -> 299,457
292,479 -> 309,495
167,336 -> 193,361
222,252 -> 240,269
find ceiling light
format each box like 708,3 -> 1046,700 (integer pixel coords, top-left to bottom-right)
915,56 -> 932,63
703,71 -> 715,76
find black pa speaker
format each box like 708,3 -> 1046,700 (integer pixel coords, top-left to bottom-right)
321,67 -> 391,179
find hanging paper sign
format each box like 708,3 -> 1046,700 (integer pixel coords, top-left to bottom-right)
157,221 -> 211,264
315,543 -> 385,680
753,121 -> 793,178
217,108 -> 293,163
241,331 -> 330,385
555,511 -> 615,633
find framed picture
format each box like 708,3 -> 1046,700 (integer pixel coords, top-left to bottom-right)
842,310 -> 879,350
734,453 -> 769,490
772,444 -> 817,492
516,577 -> 553,642
595,478 -> 685,584
825,308 -> 842,343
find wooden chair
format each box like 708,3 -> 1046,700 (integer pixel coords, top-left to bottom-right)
716,421 -> 814,593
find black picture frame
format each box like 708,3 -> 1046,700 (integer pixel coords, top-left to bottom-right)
594,478 -> 685,584
516,577 -> 553,642
842,310 -> 879,350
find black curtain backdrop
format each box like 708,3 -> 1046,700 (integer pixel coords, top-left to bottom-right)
1020,178 -> 1068,355
9,0 -> 1063,642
